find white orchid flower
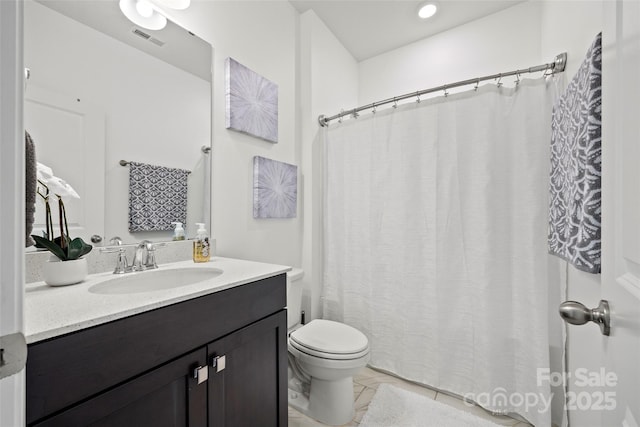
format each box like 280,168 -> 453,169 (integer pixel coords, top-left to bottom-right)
36,162 -> 80,199
49,176 -> 80,199
36,162 -> 54,182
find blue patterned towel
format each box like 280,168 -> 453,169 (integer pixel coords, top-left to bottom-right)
128,162 -> 190,232
548,33 -> 602,274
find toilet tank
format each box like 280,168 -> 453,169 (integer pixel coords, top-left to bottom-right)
286,268 -> 305,330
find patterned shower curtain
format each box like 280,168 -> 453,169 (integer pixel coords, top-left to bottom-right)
323,78 -> 561,427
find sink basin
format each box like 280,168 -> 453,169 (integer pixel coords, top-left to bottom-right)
89,267 -> 223,295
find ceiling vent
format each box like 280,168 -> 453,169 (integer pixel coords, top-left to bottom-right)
131,28 -> 165,47
132,28 -> 151,39
148,37 -> 165,47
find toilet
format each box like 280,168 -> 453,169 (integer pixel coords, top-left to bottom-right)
286,269 -> 370,426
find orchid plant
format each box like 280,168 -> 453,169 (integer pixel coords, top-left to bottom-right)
31,163 -> 92,261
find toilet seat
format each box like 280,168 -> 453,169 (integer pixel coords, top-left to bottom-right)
289,319 -> 369,360
290,340 -> 370,360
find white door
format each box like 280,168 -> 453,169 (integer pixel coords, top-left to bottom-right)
600,1 -> 640,425
563,2 -> 640,427
0,1 -> 25,425
24,85 -> 105,243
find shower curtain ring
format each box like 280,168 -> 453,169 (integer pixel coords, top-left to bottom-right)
474,80 -> 480,91
515,73 -> 521,86
372,103 -> 377,114
352,109 -> 359,119
338,109 -> 344,123
393,98 -> 398,108
443,85 -> 449,97
496,74 -> 503,87
416,91 -> 421,103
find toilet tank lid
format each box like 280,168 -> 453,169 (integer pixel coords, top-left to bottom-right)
290,319 -> 368,354
287,268 -> 304,281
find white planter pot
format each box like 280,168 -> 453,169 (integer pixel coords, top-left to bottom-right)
42,256 -> 88,286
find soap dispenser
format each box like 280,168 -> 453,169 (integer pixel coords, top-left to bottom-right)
171,222 -> 185,241
193,223 -> 210,263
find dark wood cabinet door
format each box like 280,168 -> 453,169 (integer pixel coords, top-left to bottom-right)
207,310 -> 288,427
33,348 -> 208,427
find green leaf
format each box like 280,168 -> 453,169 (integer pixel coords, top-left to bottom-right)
33,238 -> 47,249
66,237 -> 93,260
53,235 -> 70,250
31,235 -> 68,261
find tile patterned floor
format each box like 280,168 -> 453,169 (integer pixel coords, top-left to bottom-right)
288,367 -> 534,427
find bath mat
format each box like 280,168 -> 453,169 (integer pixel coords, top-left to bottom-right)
360,384 -> 503,427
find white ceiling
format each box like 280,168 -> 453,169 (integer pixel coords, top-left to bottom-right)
38,0 -> 524,73
289,0 -> 524,61
35,0 -> 212,81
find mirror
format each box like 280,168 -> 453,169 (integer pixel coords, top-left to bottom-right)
24,0 -> 212,246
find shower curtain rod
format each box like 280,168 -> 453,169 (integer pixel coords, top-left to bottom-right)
318,52 -> 567,127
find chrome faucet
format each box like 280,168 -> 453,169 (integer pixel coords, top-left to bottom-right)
132,240 -> 167,271
101,239 -> 167,274
132,240 -> 152,272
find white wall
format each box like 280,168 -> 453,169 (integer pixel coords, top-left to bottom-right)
298,10 -> 358,320
164,1 -> 301,267
24,0 -> 211,243
358,2 -> 542,106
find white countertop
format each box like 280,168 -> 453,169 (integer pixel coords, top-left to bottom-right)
25,257 -> 291,344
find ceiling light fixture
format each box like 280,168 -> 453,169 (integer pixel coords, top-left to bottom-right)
119,0 -> 191,31
135,0 -> 154,18
418,2 -> 438,19
153,0 -> 191,10
120,0 -> 167,30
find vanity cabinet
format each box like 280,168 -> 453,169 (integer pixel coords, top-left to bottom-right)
26,273 -> 287,427
30,347 -> 209,427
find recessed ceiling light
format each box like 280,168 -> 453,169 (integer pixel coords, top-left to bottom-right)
418,2 -> 438,19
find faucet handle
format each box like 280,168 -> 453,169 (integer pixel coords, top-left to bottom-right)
100,246 -> 130,274
145,242 -> 167,269
113,248 -> 130,274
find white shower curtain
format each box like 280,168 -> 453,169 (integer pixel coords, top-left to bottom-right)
323,78 -> 559,427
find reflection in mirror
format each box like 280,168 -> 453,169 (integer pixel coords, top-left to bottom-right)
24,0 -> 212,246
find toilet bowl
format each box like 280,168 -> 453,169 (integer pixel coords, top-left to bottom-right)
287,269 -> 370,426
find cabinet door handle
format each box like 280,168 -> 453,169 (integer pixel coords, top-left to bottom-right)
193,365 -> 209,384
211,355 -> 226,373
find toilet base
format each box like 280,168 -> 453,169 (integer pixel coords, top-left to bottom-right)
288,376 -> 355,426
